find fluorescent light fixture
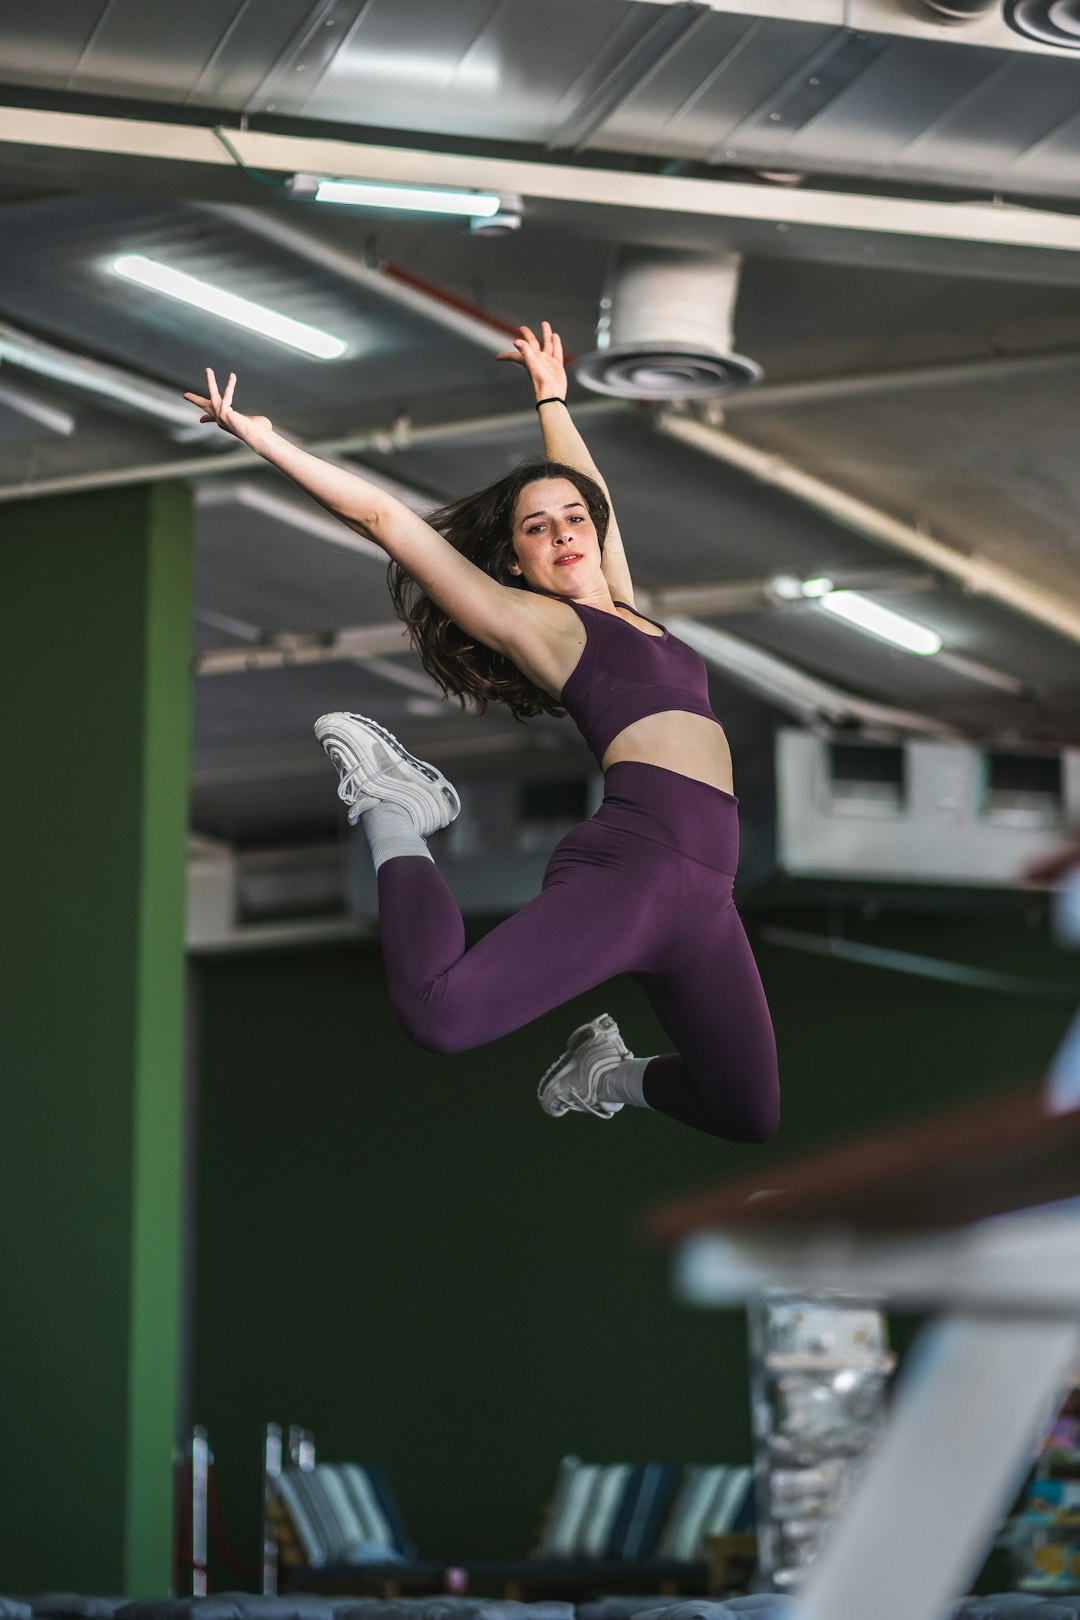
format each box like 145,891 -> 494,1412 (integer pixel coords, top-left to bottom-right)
819,590 -> 942,656
311,179 -> 501,218
112,255 -> 347,359
771,573 -> 836,601
769,574 -> 803,601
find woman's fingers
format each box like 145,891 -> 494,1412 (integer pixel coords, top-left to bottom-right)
495,349 -> 525,364
518,324 -> 539,348
184,392 -> 212,410
553,331 -> 564,365
205,367 -> 222,412
222,372 -> 237,412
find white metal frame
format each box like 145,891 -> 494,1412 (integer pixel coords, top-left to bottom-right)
657,411 -> 1080,651
6,108 -> 1080,254
675,1207 -> 1080,1620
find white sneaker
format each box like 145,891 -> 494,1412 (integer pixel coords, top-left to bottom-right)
538,1013 -> 634,1120
314,712 -> 461,833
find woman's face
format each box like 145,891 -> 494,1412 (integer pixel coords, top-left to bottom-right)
509,478 -> 600,594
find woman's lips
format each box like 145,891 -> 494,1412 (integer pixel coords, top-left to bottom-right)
554,554 -> 582,566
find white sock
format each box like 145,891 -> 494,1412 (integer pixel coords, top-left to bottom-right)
595,1055 -> 654,1109
359,801 -> 434,870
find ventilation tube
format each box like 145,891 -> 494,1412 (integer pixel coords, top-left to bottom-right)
918,0 -> 997,17
574,248 -> 762,402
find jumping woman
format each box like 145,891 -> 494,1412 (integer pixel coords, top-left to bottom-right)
185,322 -> 779,1141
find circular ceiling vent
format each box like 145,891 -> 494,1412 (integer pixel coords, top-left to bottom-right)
575,344 -> 761,401
1004,0 -> 1080,46
919,1 -> 996,18
574,249 -> 762,402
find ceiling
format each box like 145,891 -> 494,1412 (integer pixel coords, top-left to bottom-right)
3,0 -> 1080,848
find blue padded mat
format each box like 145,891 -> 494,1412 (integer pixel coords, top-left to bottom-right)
34,1599 -> 128,1618
117,1599 -> 342,1620
332,1604 -> 573,1620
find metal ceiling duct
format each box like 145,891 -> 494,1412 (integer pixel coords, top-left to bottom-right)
574,249 -> 762,401
919,0 -> 1080,46
1004,0 -> 1080,46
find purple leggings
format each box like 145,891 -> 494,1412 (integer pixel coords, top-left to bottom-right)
376,760 -> 779,1142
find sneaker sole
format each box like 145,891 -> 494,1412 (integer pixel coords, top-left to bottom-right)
315,712 -> 461,830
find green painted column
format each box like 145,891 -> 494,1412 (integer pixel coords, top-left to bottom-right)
1,483 -> 193,1595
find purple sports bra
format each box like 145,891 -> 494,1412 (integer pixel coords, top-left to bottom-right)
557,598 -> 719,763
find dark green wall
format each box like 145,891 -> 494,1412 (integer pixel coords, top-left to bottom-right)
1,485 -> 192,1595
192,901 -> 1074,1575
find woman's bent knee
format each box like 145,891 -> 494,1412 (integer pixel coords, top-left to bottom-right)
392,994 -> 474,1055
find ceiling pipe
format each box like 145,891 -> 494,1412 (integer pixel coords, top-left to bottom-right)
0,399 -> 623,503
192,729 -> 542,789
191,570 -> 934,665
663,615 -> 957,737
722,346 -> 1080,414
195,608 -> 952,735
546,2 -> 714,152
0,318 -> 220,439
642,569 -> 937,616
656,411 -> 1080,652
194,622 -> 410,674
199,203 -> 515,357
0,375 -> 75,436
198,481 -> 383,560
192,580 -> 951,735
576,248 -> 761,401
197,478 -> 423,564
918,0 -> 998,18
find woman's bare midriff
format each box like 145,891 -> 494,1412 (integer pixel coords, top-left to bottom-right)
601,710 -> 734,795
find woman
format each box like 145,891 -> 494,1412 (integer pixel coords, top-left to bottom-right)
185,323 -> 779,1141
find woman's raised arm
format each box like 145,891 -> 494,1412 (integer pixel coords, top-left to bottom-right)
185,368 -> 524,654
497,324 -> 635,605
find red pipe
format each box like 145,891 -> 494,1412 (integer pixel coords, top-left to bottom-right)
381,262 -> 576,361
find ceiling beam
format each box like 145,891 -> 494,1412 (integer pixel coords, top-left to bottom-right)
200,204 -> 511,357
724,347 -> 1080,414
5,106 -> 1080,260
194,604 -> 955,739
0,376 -> 75,436
197,479 -> 420,563
192,727 -> 547,787
0,317 -> 218,438
656,410 -> 1080,650
0,400 -> 623,502
665,615 -> 957,736
191,569 -> 936,673
195,621 -> 410,672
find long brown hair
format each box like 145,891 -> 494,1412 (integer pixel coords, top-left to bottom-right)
386,460 -> 610,724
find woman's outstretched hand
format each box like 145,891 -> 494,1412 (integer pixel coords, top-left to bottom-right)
183,368 -> 273,447
497,321 -> 567,402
